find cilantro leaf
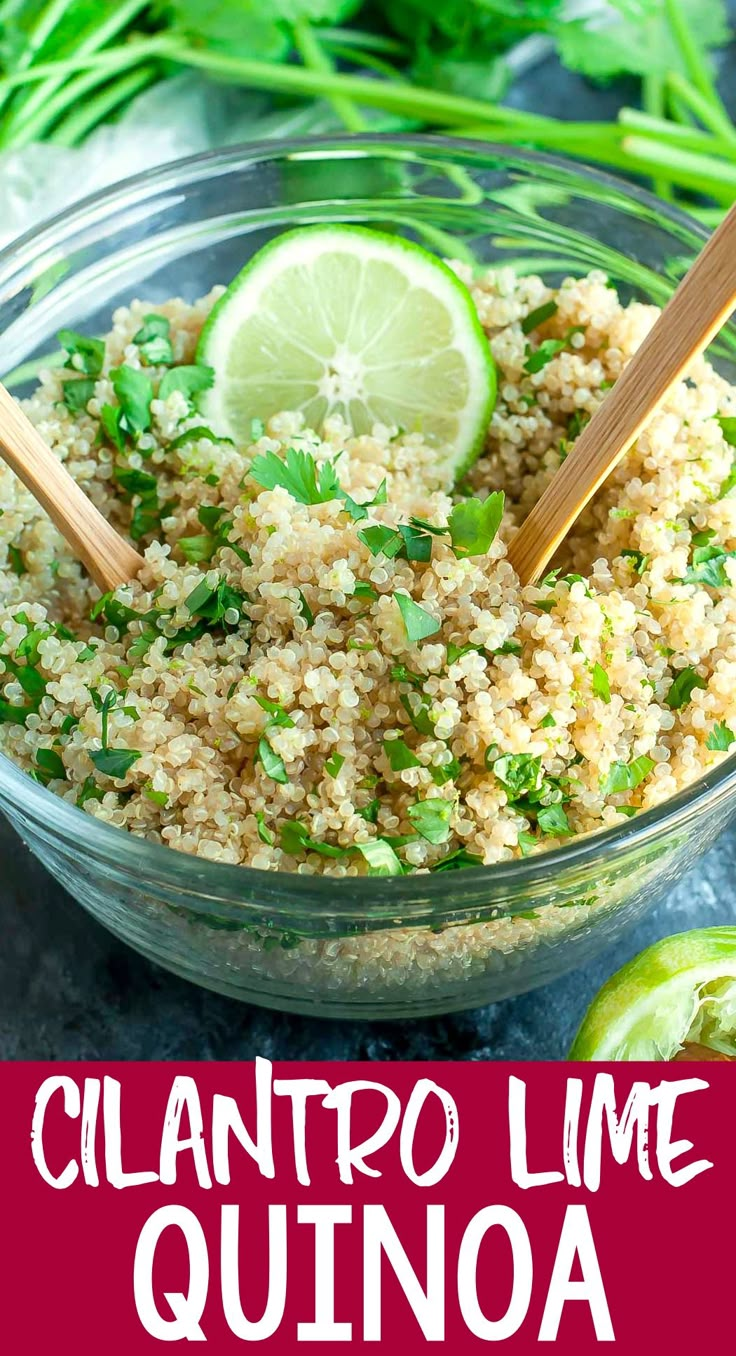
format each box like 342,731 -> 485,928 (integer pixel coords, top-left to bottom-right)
58,328 -> 104,376
110,365 -> 153,436
447,492 -> 504,557
523,326 -> 583,374
254,694 -> 294,727
429,846 -> 483,872
707,721 -> 736,751
395,592 -> 440,644
666,667 -> 706,709
354,838 -> 405,876
383,736 -> 421,771
325,752 -> 345,778
600,755 -> 655,797
492,753 -> 543,800
591,662 -> 611,704
34,748 -> 66,783
185,577 -> 248,630
521,300 -> 558,334
167,425 -> 233,450
250,447 -> 341,505
90,747 -> 141,779
255,811 -> 275,845
61,378 -> 95,414
683,543 -> 736,588
133,314 -> 174,366
99,404 -> 126,452
256,735 -> 288,784
280,821 -> 346,858
297,590 -> 314,627
407,796 -> 453,844
158,364 -> 215,406
536,802 -> 572,836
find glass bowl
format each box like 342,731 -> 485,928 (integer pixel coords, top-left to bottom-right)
2,135 -> 736,1019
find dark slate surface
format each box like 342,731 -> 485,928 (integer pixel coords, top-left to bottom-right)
3,39 -> 736,1060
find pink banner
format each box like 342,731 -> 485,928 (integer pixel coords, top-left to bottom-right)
2,1061 -> 731,1349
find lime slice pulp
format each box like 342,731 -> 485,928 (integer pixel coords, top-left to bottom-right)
569,927 -> 736,1061
197,225 -> 496,481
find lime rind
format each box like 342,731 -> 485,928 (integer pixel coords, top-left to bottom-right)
197,225 -> 496,484
569,927 -> 736,1060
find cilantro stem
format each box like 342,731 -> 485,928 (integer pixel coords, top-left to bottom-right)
0,0 -> 69,119
620,135 -> 736,201
0,0 -> 150,146
618,107 -> 734,157
663,0 -> 733,136
319,28 -> 408,57
50,65 -> 158,148
642,72 -> 671,200
292,19 -> 367,134
665,70 -> 736,146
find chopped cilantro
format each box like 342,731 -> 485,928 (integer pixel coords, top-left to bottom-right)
354,838 -> 404,876
521,300 -> 558,335
90,747 -> 141,778
536,802 -> 572,836
254,694 -> 294,727
399,689 -> 435,736
256,735 -> 288,784
352,581 -> 378,601
430,756 -> 462,786
665,667 -> 706,709
517,831 -> 538,856
383,736 -> 421,771
255,811 -> 274,845
185,577 -> 248,629
280,821 -> 345,858
250,418 -> 265,440
167,425 -> 233,450
621,548 -> 650,576
407,796 -> 453,844
600,756 -> 654,797
297,590 -> 314,627
340,480 -> 388,523
34,748 -> 66,783
492,753 -> 542,799
357,797 -> 380,824
144,784 -> 169,807
591,662 -> 611,704
706,722 -> 736,752
447,491 -> 504,557
325,752 -> 345,778
395,592 -> 440,644
61,377 -> 95,414
99,404 -> 126,452
250,447 -> 340,505
8,545 -> 26,576
110,364 -> 153,436
133,314 -> 173,366
683,543 -> 736,588
58,328 -> 104,377
159,364 -> 215,406
430,846 -> 483,871
77,775 -> 105,807
539,713 -> 556,729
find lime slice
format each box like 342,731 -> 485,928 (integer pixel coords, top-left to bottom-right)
197,225 -> 495,480
569,928 -> 736,1061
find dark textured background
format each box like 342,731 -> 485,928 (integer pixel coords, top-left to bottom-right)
3,38 -> 736,1061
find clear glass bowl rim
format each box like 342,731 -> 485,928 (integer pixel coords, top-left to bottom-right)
1,131 -> 735,911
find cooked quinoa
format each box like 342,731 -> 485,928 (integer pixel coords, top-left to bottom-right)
2,265 -> 736,881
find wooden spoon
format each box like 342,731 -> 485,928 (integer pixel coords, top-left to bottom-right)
507,200 -> 736,586
0,382 -> 143,592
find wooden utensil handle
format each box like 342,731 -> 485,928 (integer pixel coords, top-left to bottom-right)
0,383 -> 143,593
507,200 -> 736,585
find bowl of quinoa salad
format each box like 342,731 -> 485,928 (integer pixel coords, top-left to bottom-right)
2,138 -> 736,1018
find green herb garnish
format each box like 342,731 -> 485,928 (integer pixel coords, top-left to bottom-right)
600,755 -> 655,797
395,592 -> 440,644
665,666 -> 706,709
407,796 -> 453,844
707,721 -> 736,751
58,329 -> 104,377
447,491 -> 504,558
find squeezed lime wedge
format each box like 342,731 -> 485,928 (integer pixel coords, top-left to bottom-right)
569,928 -> 736,1061
197,225 -> 495,481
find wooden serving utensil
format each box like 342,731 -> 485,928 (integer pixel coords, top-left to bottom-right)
507,200 -> 736,586
0,382 -> 143,592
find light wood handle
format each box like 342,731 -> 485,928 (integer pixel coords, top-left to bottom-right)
0,382 -> 144,592
507,200 -> 736,585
